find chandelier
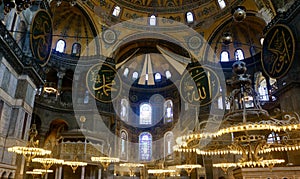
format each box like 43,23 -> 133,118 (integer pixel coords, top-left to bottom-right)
91,156 -> 120,171
175,164 -> 202,176
63,160 -> 88,173
32,157 -> 64,170
119,163 -> 144,176
8,124 -> 51,166
174,60 -> 300,173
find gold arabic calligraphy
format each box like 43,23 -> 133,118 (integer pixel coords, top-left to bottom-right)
268,29 -> 291,75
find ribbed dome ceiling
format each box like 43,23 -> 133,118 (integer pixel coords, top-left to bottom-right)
50,1 -> 97,55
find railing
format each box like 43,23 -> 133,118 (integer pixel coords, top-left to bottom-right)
0,21 -> 45,81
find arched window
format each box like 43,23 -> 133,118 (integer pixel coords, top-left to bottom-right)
220,51 -> 230,62
155,73 -> 161,82
140,103 -> 152,125
139,132 -> 152,161
164,132 -> 174,158
71,43 -> 81,56
56,39 -> 66,53
149,15 -> 157,26
186,12 -> 194,23
112,6 -> 121,17
217,0 -> 226,9
235,49 -> 245,60
132,72 -> 139,80
123,68 -> 129,77
120,98 -> 128,121
258,77 -> 269,101
165,70 -> 171,79
120,130 -> 128,160
164,100 -> 173,123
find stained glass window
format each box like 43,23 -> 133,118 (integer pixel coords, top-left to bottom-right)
139,132 -> 152,161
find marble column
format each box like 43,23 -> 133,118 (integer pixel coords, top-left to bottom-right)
81,166 -> 85,179
98,168 -> 102,179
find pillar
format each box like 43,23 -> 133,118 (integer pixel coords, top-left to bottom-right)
81,166 -> 85,179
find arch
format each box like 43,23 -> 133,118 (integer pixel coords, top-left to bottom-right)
8,172 -> 13,179
139,132 -> 152,161
43,119 -> 69,151
1,171 -> 6,178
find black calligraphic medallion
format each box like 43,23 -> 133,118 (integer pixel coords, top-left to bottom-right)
30,10 -> 53,67
86,63 -> 122,103
261,24 -> 295,79
180,66 -> 220,106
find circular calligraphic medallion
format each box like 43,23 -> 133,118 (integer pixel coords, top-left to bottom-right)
102,29 -> 117,44
261,24 -> 295,79
30,10 -> 53,67
180,66 -> 220,106
188,35 -> 203,50
86,63 -> 122,103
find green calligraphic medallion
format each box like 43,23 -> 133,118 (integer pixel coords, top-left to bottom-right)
180,66 -> 220,106
86,63 -> 122,103
30,10 -> 53,67
261,24 -> 295,79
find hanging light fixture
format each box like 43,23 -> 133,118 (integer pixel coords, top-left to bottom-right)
232,6 -> 247,22
8,124 -> 52,166
32,157 -> 64,170
174,61 -> 300,172
63,160 -> 88,173
91,156 -> 120,171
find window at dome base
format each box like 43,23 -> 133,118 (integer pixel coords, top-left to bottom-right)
235,49 -> 245,60
217,0 -> 226,9
71,43 -> 81,56
220,51 -> 230,62
186,12 -> 194,23
149,15 -> 157,26
56,39 -> 66,53
112,6 -> 121,17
